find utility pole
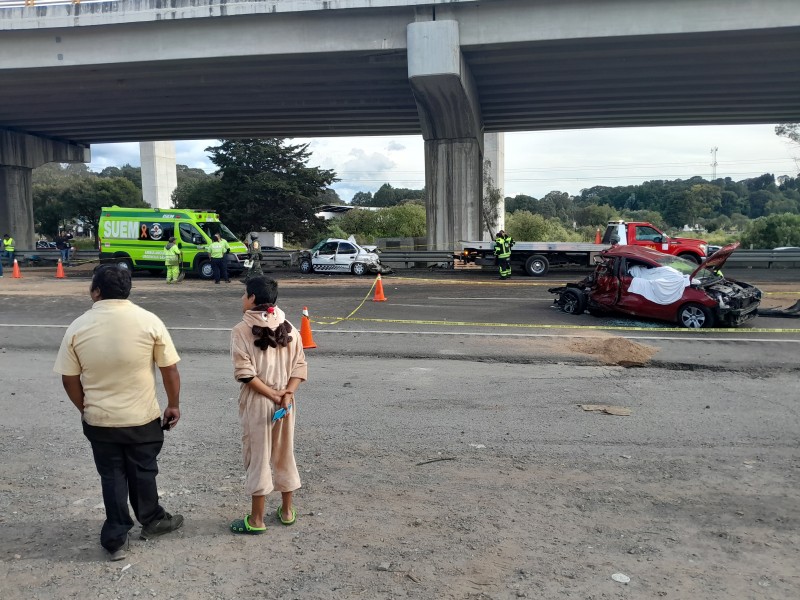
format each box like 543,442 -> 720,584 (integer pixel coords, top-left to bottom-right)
710,147 -> 718,180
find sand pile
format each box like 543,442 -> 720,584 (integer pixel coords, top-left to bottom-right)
568,336 -> 658,366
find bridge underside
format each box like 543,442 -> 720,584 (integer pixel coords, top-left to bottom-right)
2,27 -> 799,143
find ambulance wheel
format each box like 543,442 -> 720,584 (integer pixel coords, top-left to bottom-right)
115,257 -> 133,272
299,258 -> 313,274
351,262 -> 367,276
199,261 -> 214,280
525,255 -> 549,277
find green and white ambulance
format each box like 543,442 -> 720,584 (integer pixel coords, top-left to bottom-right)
98,207 -> 248,279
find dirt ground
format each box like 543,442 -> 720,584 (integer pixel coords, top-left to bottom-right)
2,267 -> 799,600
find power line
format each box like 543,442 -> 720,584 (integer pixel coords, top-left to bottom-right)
335,157 -> 797,177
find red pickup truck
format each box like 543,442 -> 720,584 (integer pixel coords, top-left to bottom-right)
602,221 -> 708,264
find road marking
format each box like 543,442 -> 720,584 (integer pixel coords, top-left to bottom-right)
2,323 -> 798,341
310,316 -> 800,334
428,297 -> 542,301
308,329 -> 800,343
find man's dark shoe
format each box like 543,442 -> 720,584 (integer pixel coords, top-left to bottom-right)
106,536 -> 129,561
140,513 -> 184,540
108,547 -> 127,561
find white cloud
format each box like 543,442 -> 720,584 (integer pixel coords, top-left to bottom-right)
504,124 -> 799,198
175,140 -> 218,172
88,142 -> 141,170
341,147 -> 396,179
86,125 -> 799,202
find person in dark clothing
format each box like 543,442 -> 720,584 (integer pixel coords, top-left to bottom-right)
55,233 -> 71,266
242,233 -> 263,284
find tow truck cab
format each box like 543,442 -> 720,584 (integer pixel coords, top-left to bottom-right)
602,221 -> 708,264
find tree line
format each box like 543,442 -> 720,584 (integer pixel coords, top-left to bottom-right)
347,173 -> 800,248
31,137 -> 800,249
31,139 -> 337,246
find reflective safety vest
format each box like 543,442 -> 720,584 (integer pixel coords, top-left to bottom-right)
164,243 -> 181,266
3,237 -> 14,252
208,239 -> 229,258
493,235 -> 514,259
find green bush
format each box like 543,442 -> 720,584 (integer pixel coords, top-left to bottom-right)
505,211 -> 580,241
740,213 -> 800,249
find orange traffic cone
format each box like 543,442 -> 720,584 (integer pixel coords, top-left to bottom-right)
55,258 -> 66,279
372,273 -> 387,302
11,258 -> 22,278
594,228 -> 602,244
300,306 -> 317,349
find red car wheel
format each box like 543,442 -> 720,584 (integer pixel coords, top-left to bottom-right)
678,303 -> 714,328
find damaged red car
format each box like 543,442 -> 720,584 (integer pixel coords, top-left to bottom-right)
549,242 -> 761,328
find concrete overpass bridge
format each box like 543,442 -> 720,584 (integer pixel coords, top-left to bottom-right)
1,0 -> 799,250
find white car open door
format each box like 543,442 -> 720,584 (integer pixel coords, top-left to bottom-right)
312,241 -> 339,272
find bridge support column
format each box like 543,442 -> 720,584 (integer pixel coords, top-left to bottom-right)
0,130 -> 89,250
408,20 -> 483,251
140,141 -> 177,209
484,132 -> 505,239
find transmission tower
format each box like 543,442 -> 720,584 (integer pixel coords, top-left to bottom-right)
710,147 -> 718,179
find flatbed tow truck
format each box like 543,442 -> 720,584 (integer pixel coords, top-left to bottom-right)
456,221 -> 709,276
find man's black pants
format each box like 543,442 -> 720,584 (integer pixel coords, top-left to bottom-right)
89,439 -> 167,552
211,257 -> 228,282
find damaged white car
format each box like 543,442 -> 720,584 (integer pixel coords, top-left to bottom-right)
298,237 -> 387,276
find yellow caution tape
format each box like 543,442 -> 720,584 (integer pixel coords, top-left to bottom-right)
309,315 -> 800,333
310,277 -> 379,325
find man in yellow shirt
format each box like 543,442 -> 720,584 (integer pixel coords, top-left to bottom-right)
54,265 -> 184,561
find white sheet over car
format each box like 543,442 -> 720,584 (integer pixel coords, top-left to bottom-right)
627,265 -> 690,305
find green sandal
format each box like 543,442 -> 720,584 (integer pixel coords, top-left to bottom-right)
276,506 -> 297,526
230,514 -> 266,535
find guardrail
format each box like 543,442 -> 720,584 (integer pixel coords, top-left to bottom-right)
8,248 -> 800,270
723,250 -> 800,268
7,248 -> 298,268
0,1 -> 99,8
258,251 -> 295,267
10,248 -> 85,265
377,250 -> 455,268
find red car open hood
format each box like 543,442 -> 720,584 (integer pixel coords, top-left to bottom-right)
692,242 -> 740,278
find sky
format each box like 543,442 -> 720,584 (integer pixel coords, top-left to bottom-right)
86,124 -> 799,203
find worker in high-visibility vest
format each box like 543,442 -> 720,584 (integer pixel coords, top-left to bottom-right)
164,236 -> 182,284
493,230 -> 515,280
2,233 -> 14,267
208,233 -> 231,284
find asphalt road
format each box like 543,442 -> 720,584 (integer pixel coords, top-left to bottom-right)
2,265 -> 799,372
2,266 -> 800,599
